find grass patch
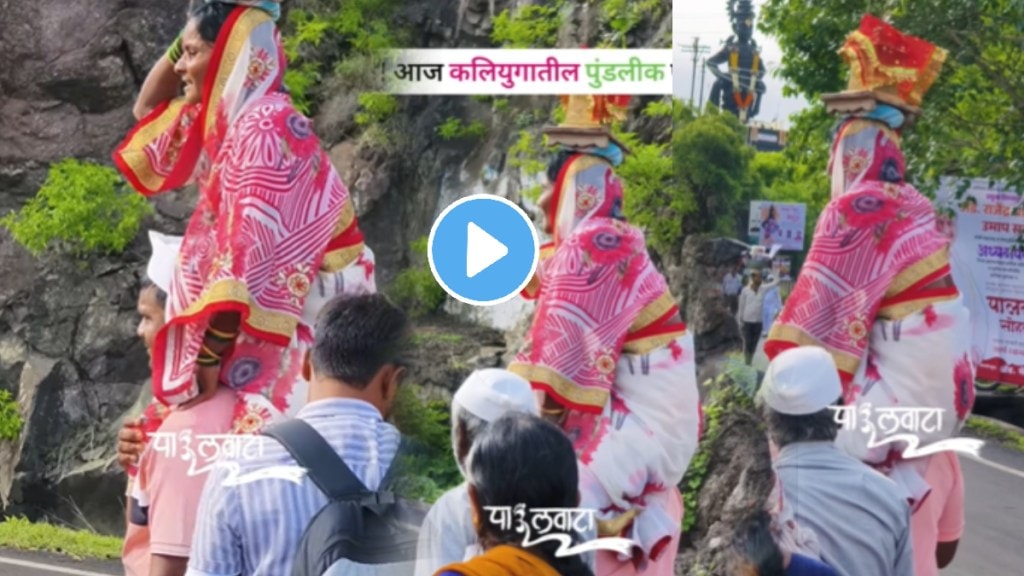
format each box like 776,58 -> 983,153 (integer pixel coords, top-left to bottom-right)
0,517 -> 122,560
965,416 -> 1024,453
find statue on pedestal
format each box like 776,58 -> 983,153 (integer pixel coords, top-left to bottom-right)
706,0 -> 767,123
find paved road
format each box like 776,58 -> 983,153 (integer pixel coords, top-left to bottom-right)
944,435 -> 1024,576
0,548 -> 119,575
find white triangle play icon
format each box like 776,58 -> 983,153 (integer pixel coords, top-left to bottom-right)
466,222 -> 508,278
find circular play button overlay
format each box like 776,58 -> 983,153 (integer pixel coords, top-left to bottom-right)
427,194 -> 540,306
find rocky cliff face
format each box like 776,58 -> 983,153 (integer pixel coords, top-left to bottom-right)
0,0 -> 675,535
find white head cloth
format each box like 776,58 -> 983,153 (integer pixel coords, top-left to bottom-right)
760,347 -> 842,415
147,230 -> 183,295
452,368 -> 539,422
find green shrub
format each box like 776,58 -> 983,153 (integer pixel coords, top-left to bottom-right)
643,99 -> 673,118
0,390 -> 22,442
508,130 -> 549,201
436,118 -> 488,141
602,0 -> 663,45
355,93 -> 399,126
390,384 -> 461,502
388,236 -> 447,317
1,159 -> 152,257
492,3 -> 563,48
280,1 -> 402,115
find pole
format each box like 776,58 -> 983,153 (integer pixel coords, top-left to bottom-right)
690,37 -> 699,106
699,57 -> 707,110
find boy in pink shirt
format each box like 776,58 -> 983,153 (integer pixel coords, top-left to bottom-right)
123,388 -> 236,576
122,235 -> 238,576
910,451 -> 965,576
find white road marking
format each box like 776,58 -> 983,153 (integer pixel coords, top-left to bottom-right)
963,452 -> 1024,481
0,555 -> 114,575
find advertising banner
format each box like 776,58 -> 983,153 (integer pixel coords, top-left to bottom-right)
935,178 -> 1024,386
748,201 -> 806,251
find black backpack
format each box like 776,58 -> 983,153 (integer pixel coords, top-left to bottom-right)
262,419 -> 426,576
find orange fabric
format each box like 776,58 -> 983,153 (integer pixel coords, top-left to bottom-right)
437,545 -> 561,576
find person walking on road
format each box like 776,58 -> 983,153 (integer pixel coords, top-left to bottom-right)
738,269 -> 779,365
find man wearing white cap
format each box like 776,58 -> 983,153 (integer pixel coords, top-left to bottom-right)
414,369 -> 596,576
762,347 -> 914,576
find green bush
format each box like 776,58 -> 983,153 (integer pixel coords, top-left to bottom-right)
388,237 -> 447,317
679,354 -> 757,533
280,1 -> 402,115
602,0 -> 663,45
355,93 -> 399,126
492,3 -> 563,48
0,390 -> 22,442
1,159 -> 152,257
508,130 -> 548,201
390,384 -> 461,503
436,118 -> 488,141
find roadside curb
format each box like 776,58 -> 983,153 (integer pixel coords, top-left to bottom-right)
966,415 -> 1024,453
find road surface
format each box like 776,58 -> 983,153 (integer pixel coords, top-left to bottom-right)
945,435 -> 1024,576
0,435 -> 1021,575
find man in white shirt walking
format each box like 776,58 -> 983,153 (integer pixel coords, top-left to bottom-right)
737,269 -> 779,365
722,264 -> 744,316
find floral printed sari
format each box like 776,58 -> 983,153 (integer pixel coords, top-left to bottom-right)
509,153 -> 701,571
765,116 -> 975,507
113,6 -> 375,441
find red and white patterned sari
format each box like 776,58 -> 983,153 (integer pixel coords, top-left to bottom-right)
113,7 -> 375,437
509,154 -> 701,570
765,118 -> 975,507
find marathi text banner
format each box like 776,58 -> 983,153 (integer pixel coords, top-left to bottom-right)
382,49 -> 672,95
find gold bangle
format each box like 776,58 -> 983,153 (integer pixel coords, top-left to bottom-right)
200,344 -> 222,360
206,327 -> 240,341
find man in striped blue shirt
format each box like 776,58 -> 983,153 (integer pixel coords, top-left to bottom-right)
185,293 -> 409,576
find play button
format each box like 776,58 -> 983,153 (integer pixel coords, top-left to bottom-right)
428,194 -> 539,306
466,222 -> 508,278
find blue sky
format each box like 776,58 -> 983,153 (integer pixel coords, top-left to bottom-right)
673,0 -> 810,127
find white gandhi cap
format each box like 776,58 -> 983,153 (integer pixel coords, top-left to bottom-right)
452,368 -> 539,423
146,230 -> 183,294
760,346 -> 843,415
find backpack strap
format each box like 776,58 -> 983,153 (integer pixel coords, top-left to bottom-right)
262,419 -> 369,501
379,438 -> 412,490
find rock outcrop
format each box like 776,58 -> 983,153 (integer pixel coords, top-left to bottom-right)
669,235 -> 747,358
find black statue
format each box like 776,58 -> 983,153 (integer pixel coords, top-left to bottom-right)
706,0 -> 767,123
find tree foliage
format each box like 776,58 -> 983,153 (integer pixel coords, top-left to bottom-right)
761,0 -> 1024,192
624,102 -> 757,256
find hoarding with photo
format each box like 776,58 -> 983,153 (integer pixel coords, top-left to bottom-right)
935,177 -> 1024,386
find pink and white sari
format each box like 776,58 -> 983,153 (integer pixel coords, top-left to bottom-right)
509,154 -> 701,572
765,118 -> 975,507
113,6 -> 375,437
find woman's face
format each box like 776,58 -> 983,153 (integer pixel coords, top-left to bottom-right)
137,287 -> 166,358
174,18 -> 214,104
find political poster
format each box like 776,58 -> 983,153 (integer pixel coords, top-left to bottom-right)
748,201 -> 806,251
935,178 -> 1024,386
